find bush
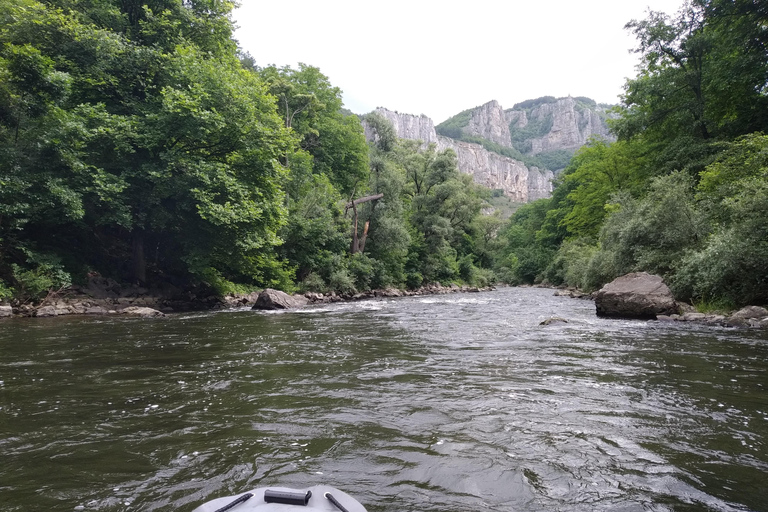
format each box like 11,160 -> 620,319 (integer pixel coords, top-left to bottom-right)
0,280 -> 13,302
583,248 -> 620,292
298,273 -> 327,293
328,269 -> 356,295
670,228 -> 768,306
599,173 -> 708,277
11,262 -> 71,303
405,271 -> 423,289
542,240 -> 598,289
347,253 -> 374,291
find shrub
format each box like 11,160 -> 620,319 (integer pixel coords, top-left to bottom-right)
328,269 -> 356,295
542,240 -> 598,289
347,253 -> 374,291
11,262 -> 71,303
299,272 -> 328,293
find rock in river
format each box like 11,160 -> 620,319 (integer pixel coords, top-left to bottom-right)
252,289 -> 309,310
595,272 -> 678,319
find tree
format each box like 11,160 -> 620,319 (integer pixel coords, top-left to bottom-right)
260,64 -> 369,196
0,0 -> 294,296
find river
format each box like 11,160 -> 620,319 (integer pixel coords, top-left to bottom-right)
1,287 -> 767,511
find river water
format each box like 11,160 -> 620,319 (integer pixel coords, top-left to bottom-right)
1,287 -> 767,512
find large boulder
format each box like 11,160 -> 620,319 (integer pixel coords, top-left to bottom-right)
1,305 -> 13,318
595,272 -> 678,319
252,289 -> 309,310
726,306 -> 768,327
120,306 -> 166,318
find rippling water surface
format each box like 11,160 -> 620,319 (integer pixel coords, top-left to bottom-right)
1,287 -> 767,511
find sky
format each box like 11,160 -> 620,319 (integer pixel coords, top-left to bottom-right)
233,0 -> 685,124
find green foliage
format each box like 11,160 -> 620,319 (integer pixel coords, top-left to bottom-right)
597,172 -> 708,278
535,150 -> 574,171
541,239 -> 599,289
0,0 -> 294,297
509,112 -> 554,154
279,173 -> 349,281
497,199 -> 554,284
435,107 -> 474,139
512,96 -> 557,110
260,63 -> 369,196
11,259 -> 71,303
670,134 -> 768,305
364,112 -> 397,152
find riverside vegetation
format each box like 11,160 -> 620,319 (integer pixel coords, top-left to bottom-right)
0,0 -> 766,313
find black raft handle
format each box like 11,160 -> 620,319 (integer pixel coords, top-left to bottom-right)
213,492 -> 253,512
324,492 -> 351,512
264,489 -> 312,506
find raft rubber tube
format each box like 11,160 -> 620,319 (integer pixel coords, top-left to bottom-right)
191,485 -> 367,512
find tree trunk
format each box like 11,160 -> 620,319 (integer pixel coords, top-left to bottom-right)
358,221 -> 370,253
350,201 -> 359,254
132,228 -> 146,284
346,193 -> 383,255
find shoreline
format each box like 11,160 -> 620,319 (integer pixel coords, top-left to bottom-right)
2,282 -> 766,330
0,281 -> 496,319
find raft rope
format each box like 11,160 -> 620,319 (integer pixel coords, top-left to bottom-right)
324,492 -> 351,512
212,492 -> 253,512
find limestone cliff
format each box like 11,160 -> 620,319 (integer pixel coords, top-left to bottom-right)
465,100 -> 512,148
365,108 -> 553,202
365,108 -> 438,145
437,96 -> 615,162
437,136 -> 552,202
515,97 -> 614,154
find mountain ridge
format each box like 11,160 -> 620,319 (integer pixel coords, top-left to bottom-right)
364,96 -> 614,202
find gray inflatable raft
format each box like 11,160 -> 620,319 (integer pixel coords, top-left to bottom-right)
191,485 -> 367,512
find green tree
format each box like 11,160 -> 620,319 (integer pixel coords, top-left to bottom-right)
0,0 -> 294,297
260,64 -> 369,196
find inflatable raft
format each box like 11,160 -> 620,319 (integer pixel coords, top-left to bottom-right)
192,485 -> 367,512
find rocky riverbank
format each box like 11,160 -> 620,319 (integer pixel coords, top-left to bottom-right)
551,273 -> 768,329
0,276 -> 494,319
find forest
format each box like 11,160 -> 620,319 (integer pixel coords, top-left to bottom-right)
501,0 -> 768,309
1,0 -> 766,310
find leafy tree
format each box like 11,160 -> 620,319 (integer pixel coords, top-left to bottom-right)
672,134 -> 768,305
260,64 -> 368,196
496,199 -> 554,284
0,0 -> 294,297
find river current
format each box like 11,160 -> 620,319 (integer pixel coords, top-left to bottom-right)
1,287 -> 767,511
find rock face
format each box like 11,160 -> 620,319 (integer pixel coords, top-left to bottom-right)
514,97 -> 614,155
366,109 -> 439,145
252,288 -> 309,310
365,107 -> 554,202
437,136 -> 552,202
465,100 -> 512,147
595,272 -> 679,319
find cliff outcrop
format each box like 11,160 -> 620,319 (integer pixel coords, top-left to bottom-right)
516,97 -> 614,154
366,108 -> 553,202
464,100 -> 513,147
437,96 -> 615,164
436,136 -> 552,202
366,109 -> 439,145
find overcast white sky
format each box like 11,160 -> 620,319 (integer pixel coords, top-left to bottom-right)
233,0 -> 685,124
